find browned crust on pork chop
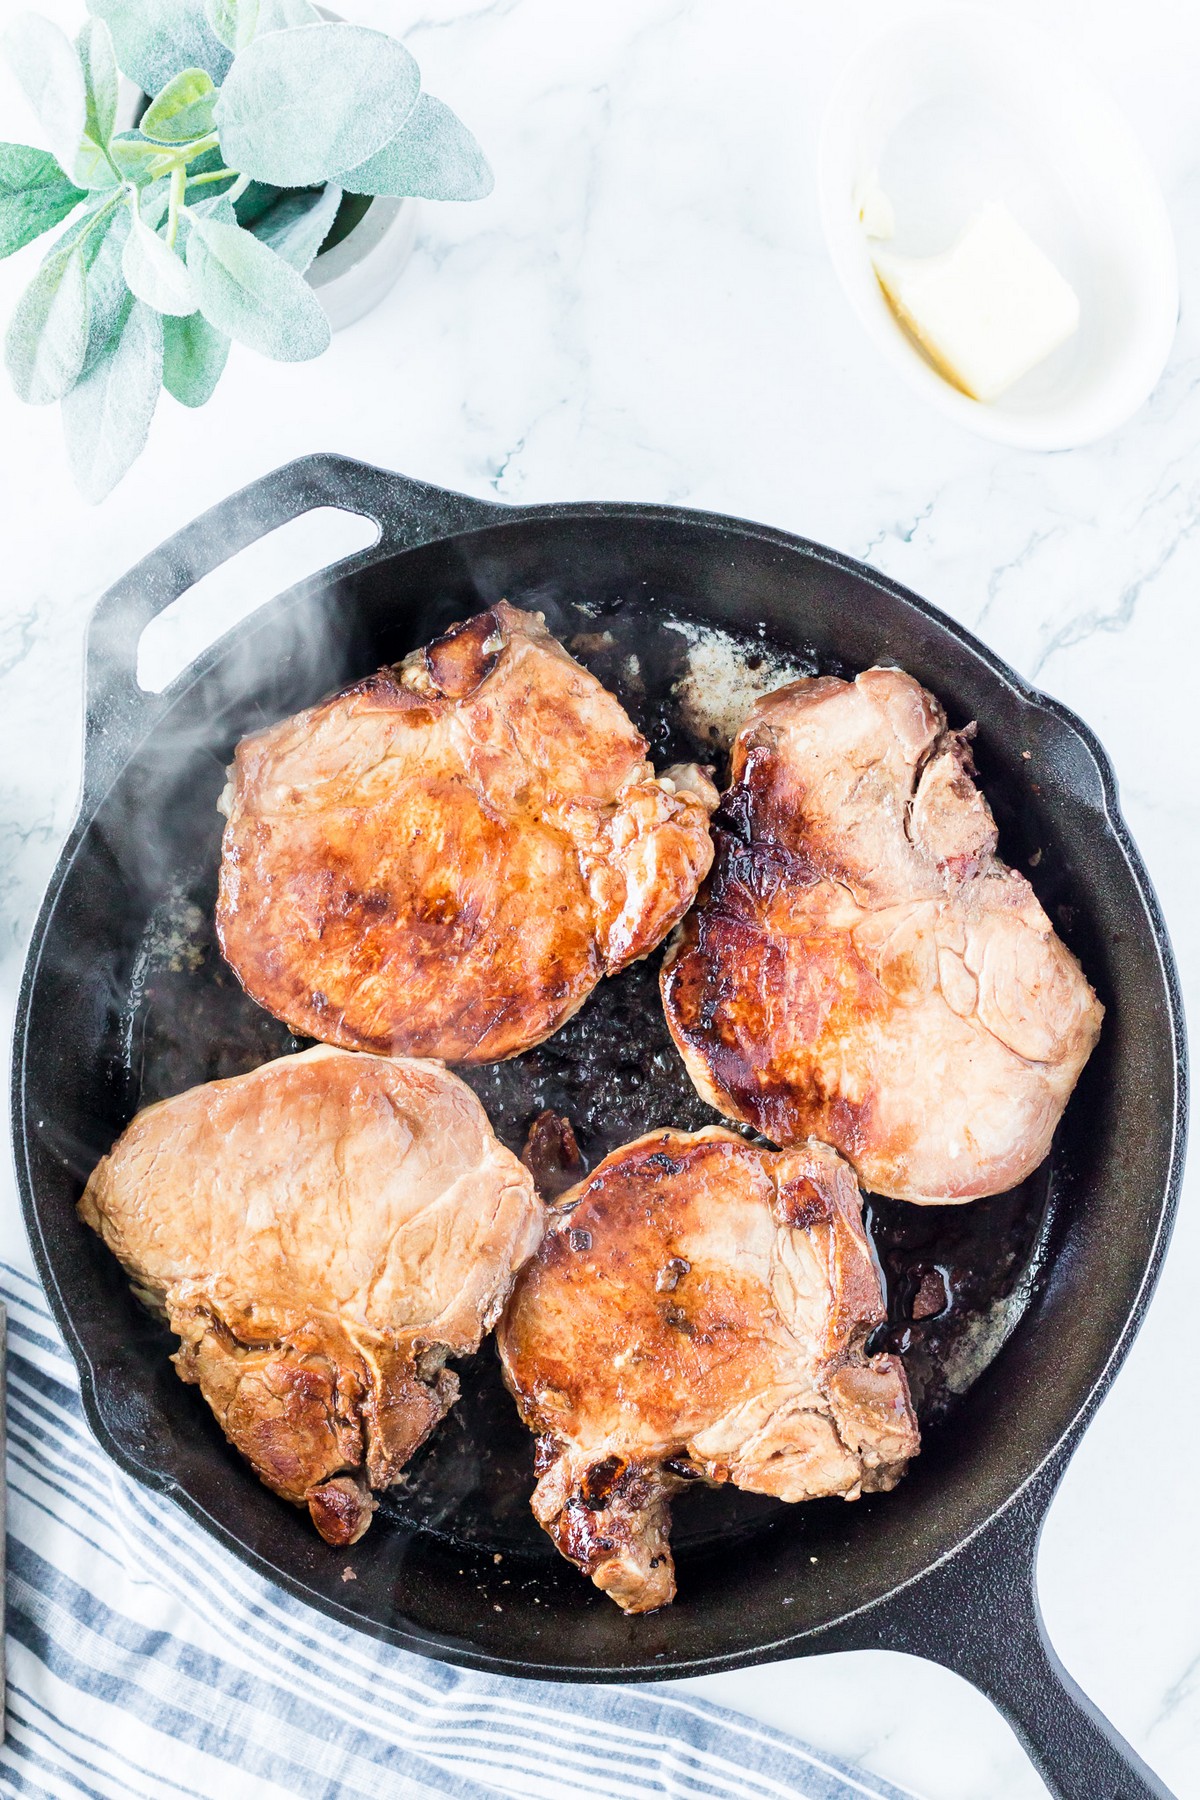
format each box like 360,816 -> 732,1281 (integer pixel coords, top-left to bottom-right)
497,1128 -> 918,1611
216,603 -> 716,1063
661,669 -> 1103,1203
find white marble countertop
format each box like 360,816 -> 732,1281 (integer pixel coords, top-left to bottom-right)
1,1 -> 1197,1795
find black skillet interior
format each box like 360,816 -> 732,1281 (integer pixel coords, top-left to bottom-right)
15,458 -> 1183,1688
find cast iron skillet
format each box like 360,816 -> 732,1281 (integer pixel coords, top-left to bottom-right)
13,455 -> 1186,1800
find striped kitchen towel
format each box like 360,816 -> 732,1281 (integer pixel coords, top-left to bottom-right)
1,1261 -> 915,1800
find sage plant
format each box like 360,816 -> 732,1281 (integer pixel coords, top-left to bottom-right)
1,0 -> 492,497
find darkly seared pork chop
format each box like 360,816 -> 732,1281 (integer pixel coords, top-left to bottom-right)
216,603 -> 716,1063
662,669 -> 1103,1204
80,1046 -> 543,1544
497,1129 -> 918,1612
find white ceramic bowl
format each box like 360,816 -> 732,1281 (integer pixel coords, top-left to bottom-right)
818,5 -> 1179,449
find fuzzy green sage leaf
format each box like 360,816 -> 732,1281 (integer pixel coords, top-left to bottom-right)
74,136 -> 121,191
55,188 -> 132,369
177,189 -> 237,258
122,203 -> 195,314
5,237 -> 88,403
205,0 -> 256,53
256,0 -> 320,31
214,23 -> 419,187
138,176 -> 173,230
54,182 -> 122,251
76,17 -> 117,153
12,187 -> 125,386
142,68 -> 217,144
78,197 -> 132,370
87,0 -> 231,96
163,307 -> 228,405
248,180 -> 340,272
207,0 -> 318,46
185,211 -> 330,359
230,178 -> 281,227
190,191 -> 237,227
63,294 -> 163,501
4,13 -> 88,179
5,13 -> 117,191
0,143 -> 86,259
337,93 -> 493,202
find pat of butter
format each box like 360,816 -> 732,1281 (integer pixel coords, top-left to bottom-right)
871,203 -> 1080,403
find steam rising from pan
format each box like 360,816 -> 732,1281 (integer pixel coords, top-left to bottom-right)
137,508 -> 381,694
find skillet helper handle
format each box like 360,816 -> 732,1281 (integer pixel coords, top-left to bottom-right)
82,453 -> 502,805
853,1468 -> 1175,1800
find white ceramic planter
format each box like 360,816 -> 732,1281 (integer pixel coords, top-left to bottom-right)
307,194 -> 418,331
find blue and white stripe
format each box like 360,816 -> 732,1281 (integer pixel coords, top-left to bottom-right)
1,1263 -> 915,1800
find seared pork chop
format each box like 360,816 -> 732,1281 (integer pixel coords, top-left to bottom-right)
661,669 -> 1103,1203
80,1046 -> 543,1544
497,1128 -> 918,1612
216,603 -> 716,1062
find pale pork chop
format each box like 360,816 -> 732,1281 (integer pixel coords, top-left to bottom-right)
661,670 -> 1103,1204
497,1129 -> 918,1612
79,1046 -> 543,1544
216,602 -> 716,1063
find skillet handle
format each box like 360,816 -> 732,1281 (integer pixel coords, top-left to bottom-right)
82,453 -> 502,805
838,1464 -> 1175,1800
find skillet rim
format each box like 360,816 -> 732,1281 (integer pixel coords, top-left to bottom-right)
11,477 -> 1189,1678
